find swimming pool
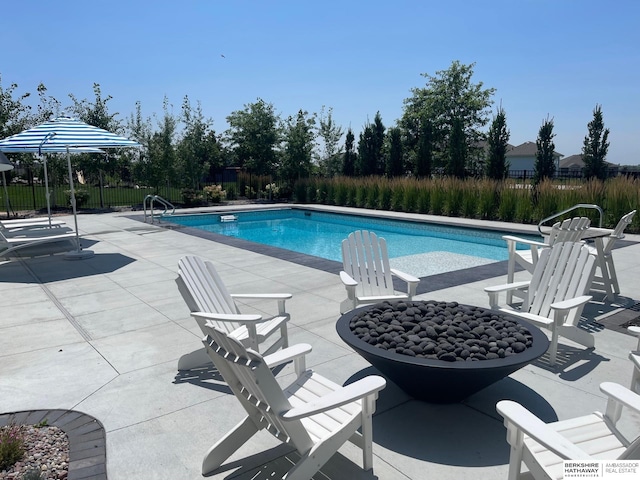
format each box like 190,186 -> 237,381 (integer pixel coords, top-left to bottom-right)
165,208 -> 537,277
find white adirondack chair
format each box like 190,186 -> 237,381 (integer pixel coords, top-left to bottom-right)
200,323 -> 387,479
340,230 -> 419,314
485,242 -> 596,365
628,326 -> 640,394
176,255 -> 291,370
502,217 -> 590,304
497,382 -> 640,480
587,210 -> 636,298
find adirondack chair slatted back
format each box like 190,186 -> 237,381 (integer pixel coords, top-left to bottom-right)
177,256 -> 241,335
342,230 -> 394,297
546,217 -> 591,245
202,325 -> 314,451
527,242 -> 596,326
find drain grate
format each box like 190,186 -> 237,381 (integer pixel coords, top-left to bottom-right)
628,302 -> 640,312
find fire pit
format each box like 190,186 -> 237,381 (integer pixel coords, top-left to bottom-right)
336,300 -> 549,403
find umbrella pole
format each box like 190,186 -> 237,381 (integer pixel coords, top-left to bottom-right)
41,155 -> 52,227
64,146 -> 93,260
2,171 -> 10,218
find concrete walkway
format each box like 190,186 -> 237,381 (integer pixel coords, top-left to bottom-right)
1,206 -> 640,479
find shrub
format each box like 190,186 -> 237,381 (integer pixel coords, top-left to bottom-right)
390,181 -> 404,211
430,180 -> 445,215
0,424 -> 25,471
402,183 -> 418,213
225,183 -> 238,200
498,183 -> 518,222
378,183 -> 392,210
181,188 -> 206,207
477,179 -> 499,220
445,178 -> 464,217
416,185 -> 430,214
203,184 -> 226,203
66,189 -> 90,208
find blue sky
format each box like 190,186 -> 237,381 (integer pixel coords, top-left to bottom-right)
2,1 -> 639,164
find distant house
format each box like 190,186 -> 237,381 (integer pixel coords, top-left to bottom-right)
559,154 -> 584,177
559,154 -> 619,177
505,141 -> 563,174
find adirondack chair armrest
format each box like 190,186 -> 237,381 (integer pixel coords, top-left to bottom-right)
340,271 -> 358,287
264,343 -> 312,375
230,293 -> 292,301
390,269 -> 420,284
191,311 -> 264,324
231,293 -> 292,315
485,281 -> 531,308
549,295 -> 592,316
600,382 -> 640,422
496,400 -> 591,460
281,375 -> 387,421
502,235 -> 548,248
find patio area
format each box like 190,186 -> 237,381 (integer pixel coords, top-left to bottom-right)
1,205 -> 640,479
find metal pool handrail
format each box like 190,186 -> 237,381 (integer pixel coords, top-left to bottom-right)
538,203 -> 603,235
143,195 -> 175,224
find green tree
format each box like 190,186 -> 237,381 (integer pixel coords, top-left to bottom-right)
401,61 -> 495,174
357,112 -> 385,176
415,117 -> 433,177
178,96 -> 220,189
447,117 -> 466,178
343,127 -> 356,176
281,109 -> 316,185
357,123 -> 376,176
68,83 -> 125,192
534,117 -> 556,184
386,127 -> 404,177
33,83 -> 61,124
317,106 -> 344,177
0,75 -> 31,139
486,106 -> 510,179
371,112 -> 385,175
127,101 -> 152,186
225,98 -> 280,176
146,97 -> 178,191
582,104 -> 610,180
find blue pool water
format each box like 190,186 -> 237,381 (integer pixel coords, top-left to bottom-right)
166,209 -> 535,268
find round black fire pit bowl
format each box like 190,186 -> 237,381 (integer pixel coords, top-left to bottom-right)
337,301 -> 549,403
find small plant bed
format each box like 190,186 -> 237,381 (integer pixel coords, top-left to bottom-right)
0,422 -> 68,480
348,300 -> 535,362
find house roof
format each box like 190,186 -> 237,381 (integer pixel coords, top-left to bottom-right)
560,154 -> 584,169
506,141 -> 562,158
560,153 -> 616,169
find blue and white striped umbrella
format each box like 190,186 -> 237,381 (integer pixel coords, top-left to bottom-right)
0,117 -> 140,259
0,116 -> 140,152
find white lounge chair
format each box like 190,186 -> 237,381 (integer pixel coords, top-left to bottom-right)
587,210 -> 636,299
497,382 -> 640,480
485,242 -> 596,365
176,255 -> 291,370
502,217 -> 590,304
1,217 -> 67,231
340,230 -> 419,314
0,229 -> 76,259
200,323 -> 386,478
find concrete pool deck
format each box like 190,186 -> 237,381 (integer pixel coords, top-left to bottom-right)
1,204 -> 640,479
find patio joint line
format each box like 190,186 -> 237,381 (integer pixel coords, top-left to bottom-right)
19,258 -> 94,342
